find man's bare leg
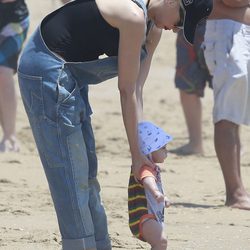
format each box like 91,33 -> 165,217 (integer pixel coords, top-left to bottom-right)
214,120 -> 250,210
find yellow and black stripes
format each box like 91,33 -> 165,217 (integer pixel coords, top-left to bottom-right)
128,171 -> 148,241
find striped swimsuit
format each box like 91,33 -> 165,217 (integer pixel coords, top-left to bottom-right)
128,165 -> 165,241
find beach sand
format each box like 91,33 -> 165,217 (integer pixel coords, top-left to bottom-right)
1,1 -> 250,249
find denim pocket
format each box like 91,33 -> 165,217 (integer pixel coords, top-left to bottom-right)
57,68 -> 87,126
57,68 -> 77,103
18,71 -> 43,116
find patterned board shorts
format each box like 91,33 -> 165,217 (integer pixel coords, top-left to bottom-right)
0,17 -> 29,71
175,21 -> 212,97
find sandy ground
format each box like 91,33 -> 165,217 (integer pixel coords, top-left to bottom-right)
1,1 -> 250,249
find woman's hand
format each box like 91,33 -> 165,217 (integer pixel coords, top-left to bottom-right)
131,153 -> 154,180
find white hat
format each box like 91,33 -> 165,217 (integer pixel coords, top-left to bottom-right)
138,121 -> 173,155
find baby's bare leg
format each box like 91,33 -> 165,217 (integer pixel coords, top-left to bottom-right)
142,219 -> 167,250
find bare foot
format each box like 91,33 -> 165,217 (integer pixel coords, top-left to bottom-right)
169,143 -> 203,156
226,194 -> 250,210
0,138 -> 20,152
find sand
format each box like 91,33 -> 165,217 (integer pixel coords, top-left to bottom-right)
0,1 -> 250,249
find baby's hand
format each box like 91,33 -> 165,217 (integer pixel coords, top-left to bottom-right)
164,196 -> 171,208
154,192 -> 171,207
154,191 -> 165,203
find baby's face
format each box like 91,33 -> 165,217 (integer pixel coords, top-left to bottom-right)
151,145 -> 168,163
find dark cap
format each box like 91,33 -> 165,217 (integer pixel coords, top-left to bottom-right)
181,0 -> 213,44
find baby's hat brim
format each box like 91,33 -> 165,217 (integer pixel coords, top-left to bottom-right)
138,121 -> 173,155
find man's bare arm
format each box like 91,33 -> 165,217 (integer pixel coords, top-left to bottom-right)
209,0 -> 250,25
222,0 -> 249,7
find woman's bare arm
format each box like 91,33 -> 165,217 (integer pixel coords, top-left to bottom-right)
136,25 -> 162,122
96,0 -> 155,178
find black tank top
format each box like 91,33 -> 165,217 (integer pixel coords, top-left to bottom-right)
41,0 -> 120,62
0,0 -> 29,30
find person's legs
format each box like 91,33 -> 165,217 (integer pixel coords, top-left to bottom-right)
0,18 -> 29,152
214,120 -> 250,210
81,116 -> 111,250
18,69 -> 97,250
204,20 -> 250,209
142,219 -> 167,250
178,90 -> 203,155
18,25 -> 112,249
173,21 -> 210,155
0,66 -> 19,152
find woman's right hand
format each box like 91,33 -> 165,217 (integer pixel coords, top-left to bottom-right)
131,153 -> 154,180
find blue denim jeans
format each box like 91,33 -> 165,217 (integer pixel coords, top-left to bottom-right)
17,27 -> 118,250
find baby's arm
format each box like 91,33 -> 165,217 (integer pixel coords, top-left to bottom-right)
142,176 -> 165,203
140,166 -> 171,207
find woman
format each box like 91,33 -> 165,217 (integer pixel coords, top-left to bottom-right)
17,0 -> 248,249
0,0 -> 29,152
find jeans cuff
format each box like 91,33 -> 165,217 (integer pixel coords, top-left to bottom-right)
96,234 -> 111,250
62,235 -> 96,250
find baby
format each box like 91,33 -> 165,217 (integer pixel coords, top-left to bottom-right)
128,121 -> 172,250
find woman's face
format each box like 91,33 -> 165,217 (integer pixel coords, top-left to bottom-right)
149,0 -> 182,31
